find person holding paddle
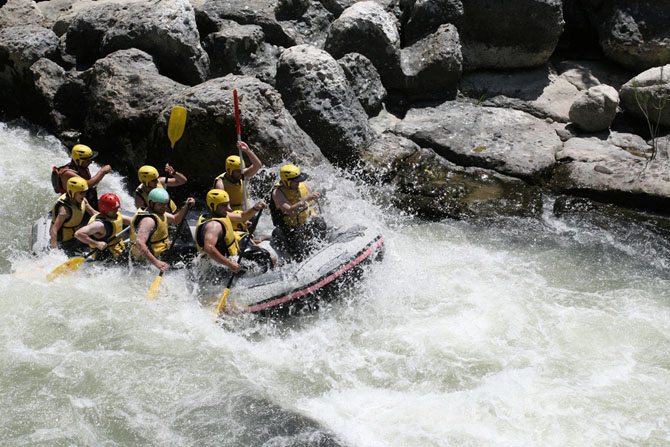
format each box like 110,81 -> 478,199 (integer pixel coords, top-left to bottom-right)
74,193 -> 131,263
270,164 -> 327,261
52,144 -> 112,210
129,188 -> 195,272
134,164 -> 187,213
50,177 -> 97,256
212,141 -> 262,211
195,189 -> 272,274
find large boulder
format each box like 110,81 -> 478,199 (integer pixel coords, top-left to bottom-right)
195,0 -> 297,48
63,0 -> 209,85
568,84 -> 619,132
76,48 -> 184,174
400,0 -> 463,44
362,132 -> 543,219
399,23 -> 462,100
0,0 -> 46,29
158,74 -> 325,192
589,1 -> 670,71
0,25 -> 59,116
619,64 -> 670,128
550,137 -> 670,211
276,44 -> 375,165
394,101 -> 561,182
324,1 -> 402,90
337,52 -> 386,116
459,0 -> 564,70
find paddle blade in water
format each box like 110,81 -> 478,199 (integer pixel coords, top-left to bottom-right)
215,287 -> 231,315
167,106 -> 187,148
46,257 -> 84,281
146,275 -> 163,300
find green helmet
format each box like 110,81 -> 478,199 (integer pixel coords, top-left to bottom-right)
148,187 -> 170,204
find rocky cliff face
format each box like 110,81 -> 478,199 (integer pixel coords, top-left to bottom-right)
1,0 -> 670,222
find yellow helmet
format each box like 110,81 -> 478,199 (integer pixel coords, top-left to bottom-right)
71,144 -> 97,167
280,164 -> 307,186
138,165 -> 159,186
225,155 -> 242,176
66,177 -> 88,199
207,189 -> 230,213
232,209 -> 246,231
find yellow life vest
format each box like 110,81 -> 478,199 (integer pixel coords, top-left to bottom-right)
194,214 -> 239,257
87,212 -> 126,259
213,173 -> 245,211
129,209 -> 170,260
135,183 -> 177,213
272,182 -> 316,227
51,194 -> 86,242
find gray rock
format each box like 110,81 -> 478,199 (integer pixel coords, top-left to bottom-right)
324,1 -> 402,89
28,57 -> 68,129
550,157 -> 670,211
276,44 -> 375,165
459,64 -> 579,122
63,0 -> 209,85
607,131 -> 652,157
556,137 -> 637,163
195,0 -> 297,48
460,0 -> 564,70
203,21 -> 265,77
400,23 -> 462,100
0,25 -> 59,114
619,64 -> 670,128
401,0 -> 463,44
79,48 -> 184,172
590,1 -> 670,71
161,75 -> 324,191
337,53 -> 386,116
395,101 -> 561,181
362,132 -> 543,219
568,84 -> 619,132
0,0 -> 45,29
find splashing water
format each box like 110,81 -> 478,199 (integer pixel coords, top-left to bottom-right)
1,121 -> 669,446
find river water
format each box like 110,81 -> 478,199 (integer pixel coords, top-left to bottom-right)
1,120 -> 669,446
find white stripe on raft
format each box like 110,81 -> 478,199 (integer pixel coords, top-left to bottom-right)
241,236 -> 384,313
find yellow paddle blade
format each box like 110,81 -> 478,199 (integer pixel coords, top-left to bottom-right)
146,275 -> 163,300
215,287 -> 230,315
167,106 -> 187,148
46,257 -> 85,282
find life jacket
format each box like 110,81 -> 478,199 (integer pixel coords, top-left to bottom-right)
129,209 -> 170,260
51,194 -> 86,242
213,173 -> 245,211
194,213 -> 239,257
87,212 -> 125,259
134,183 -> 177,213
269,181 -> 316,227
51,161 -> 91,194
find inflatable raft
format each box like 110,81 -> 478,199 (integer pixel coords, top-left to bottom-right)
31,213 -> 384,317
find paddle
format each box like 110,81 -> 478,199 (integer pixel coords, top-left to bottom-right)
215,208 -> 263,315
145,106 -> 188,299
147,215 -> 186,300
233,90 -> 249,211
46,226 -> 130,281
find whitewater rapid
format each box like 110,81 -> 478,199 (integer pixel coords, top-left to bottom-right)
1,120 -> 669,446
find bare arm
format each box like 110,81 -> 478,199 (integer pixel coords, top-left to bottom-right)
160,163 -> 187,187
229,201 -> 266,224
50,207 -> 70,249
202,222 -> 241,272
84,199 -> 96,217
134,191 -> 146,209
74,221 -> 107,251
87,165 -> 112,188
238,141 -> 262,178
135,218 -> 168,272
166,197 -> 195,225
